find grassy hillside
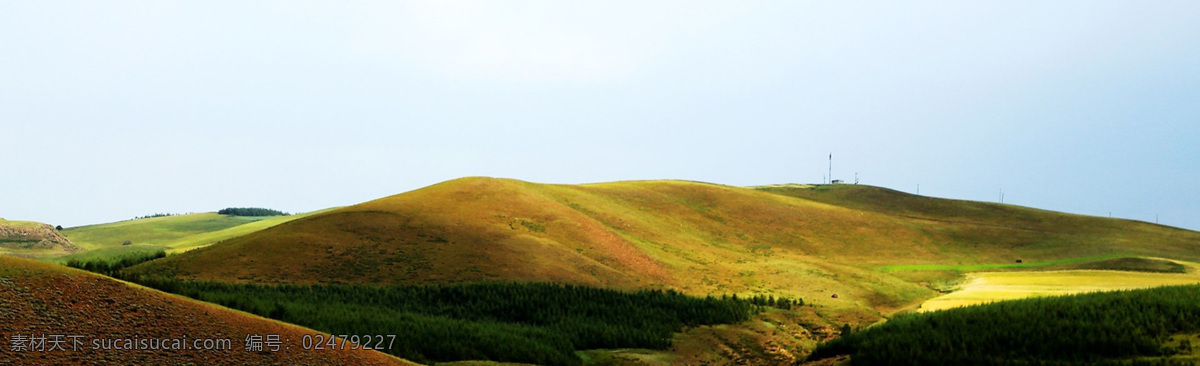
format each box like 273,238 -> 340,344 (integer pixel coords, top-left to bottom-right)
128,178 -> 1200,324
758,184 -> 1200,266
129,178 -> 936,318
0,256 -> 414,365
57,209 -> 328,262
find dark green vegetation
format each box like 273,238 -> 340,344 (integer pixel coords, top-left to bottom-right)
880,254 -> 1134,272
1046,257 -> 1188,274
746,294 -> 802,310
65,250 -> 166,276
217,207 -> 288,216
126,278 -> 754,366
809,284 -> 1200,365
0,237 -> 39,245
134,213 -> 180,220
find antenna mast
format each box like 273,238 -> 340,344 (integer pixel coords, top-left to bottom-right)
828,153 -> 832,184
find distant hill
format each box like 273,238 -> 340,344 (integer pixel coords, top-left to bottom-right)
0,218 -> 79,257
0,256 -> 414,365
58,210 -> 330,262
127,178 -> 1200,321
757,184 -> 1200,264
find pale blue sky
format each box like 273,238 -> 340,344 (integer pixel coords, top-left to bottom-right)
3,1 -> 1198,231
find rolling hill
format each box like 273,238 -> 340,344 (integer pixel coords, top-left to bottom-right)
127,178 -> 1200,322
0,256 -> 414,365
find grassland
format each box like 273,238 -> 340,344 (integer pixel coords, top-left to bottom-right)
127,178 -> 1200,327
0,256 -> 414,365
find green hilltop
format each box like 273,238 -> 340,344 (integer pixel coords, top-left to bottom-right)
51,209 -> 330,263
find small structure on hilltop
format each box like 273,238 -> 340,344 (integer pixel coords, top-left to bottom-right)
831,179 -> 844,184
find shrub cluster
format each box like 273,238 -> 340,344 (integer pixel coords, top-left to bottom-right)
134,213 -> 178,219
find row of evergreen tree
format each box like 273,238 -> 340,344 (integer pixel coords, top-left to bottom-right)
217,207 -> 288,216
809,284 -> 1200,365
65,250 -> 166,276
126,277 -> 756,365
746,294 -> 803,310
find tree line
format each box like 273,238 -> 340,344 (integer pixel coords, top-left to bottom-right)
217,207 -> 288,216
118,277 -> 757,365
808,284 -> 1200,365
65,254 -> 807,365
134,213 -> 179,219
65,250 -> 166,276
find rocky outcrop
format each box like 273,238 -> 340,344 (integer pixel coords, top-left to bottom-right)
0,221 -> 81,252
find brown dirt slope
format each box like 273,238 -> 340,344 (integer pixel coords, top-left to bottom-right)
0,256 -> 417,366
0,219 -> 80,256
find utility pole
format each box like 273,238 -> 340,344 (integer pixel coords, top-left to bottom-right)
855,172 -> 859,185
999,188 -> 1004,204
828,153 -> 832,185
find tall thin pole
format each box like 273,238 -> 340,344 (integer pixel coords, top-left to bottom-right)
828,153 -> 832,184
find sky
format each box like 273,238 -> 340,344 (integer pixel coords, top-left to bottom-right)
2,1 -> 1198,231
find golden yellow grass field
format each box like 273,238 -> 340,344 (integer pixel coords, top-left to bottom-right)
919,260 -> 1200,312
